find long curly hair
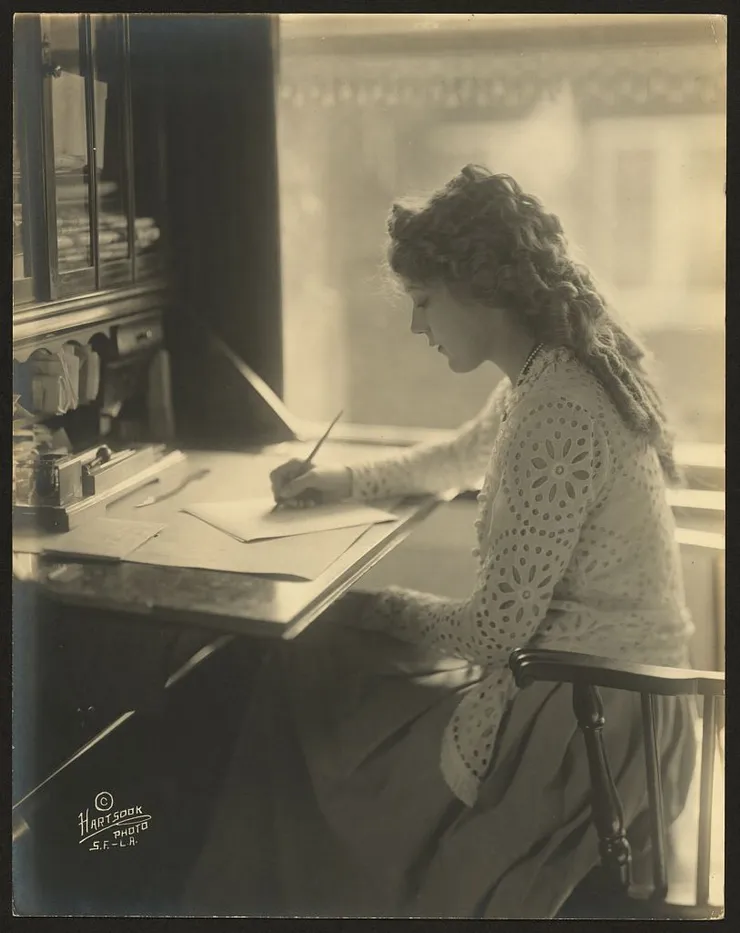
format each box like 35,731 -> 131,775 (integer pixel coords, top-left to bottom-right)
387,164 -> 681,484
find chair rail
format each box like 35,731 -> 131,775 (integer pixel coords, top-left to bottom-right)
509,648 -> 725,697
511,647 -> 725,919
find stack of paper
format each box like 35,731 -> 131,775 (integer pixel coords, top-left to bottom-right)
42,518 -> 165,561
123,497 -> 399,580
126,512 -> 374,580
182,497 -> 398,543
29,495 -> 402,582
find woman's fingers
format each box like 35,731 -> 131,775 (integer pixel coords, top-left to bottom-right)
280,490 -> 323,509
270,459 -> 309,497
270,458 -> 306,483
279,469 -> 319,499
270,463 -> 352,507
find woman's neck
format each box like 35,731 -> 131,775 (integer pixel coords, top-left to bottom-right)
488,327 -> 540,385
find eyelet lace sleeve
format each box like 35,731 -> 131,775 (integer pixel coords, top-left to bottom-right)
357,395 -> 611,665
349,378 -> 511,501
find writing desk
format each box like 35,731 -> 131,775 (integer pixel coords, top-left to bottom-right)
13,443 -> 445,640
12,443 -> 446,822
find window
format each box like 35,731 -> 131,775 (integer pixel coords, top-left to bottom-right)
612,150 -> 655,289
587,114 -> 725,445
685,147 -> 725,289
277,14 -> 725,449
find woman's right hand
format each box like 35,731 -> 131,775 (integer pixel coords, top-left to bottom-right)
269,458 -> 353,508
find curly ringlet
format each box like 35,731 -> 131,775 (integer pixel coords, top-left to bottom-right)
387,164 -> 681,484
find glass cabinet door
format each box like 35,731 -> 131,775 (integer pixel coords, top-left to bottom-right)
129,15 -> 165,283
42,14 -> 97,296
13,82 -> 34,305
18,14 -> 166,306
91,13 -> 134,288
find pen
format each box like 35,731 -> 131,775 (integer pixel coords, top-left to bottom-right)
304,409 -> 344,465
273,409 -> 343,510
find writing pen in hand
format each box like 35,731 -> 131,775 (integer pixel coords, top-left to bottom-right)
272,409 -> 344,511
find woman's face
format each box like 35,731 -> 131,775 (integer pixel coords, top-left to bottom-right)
405,281 -> 493,373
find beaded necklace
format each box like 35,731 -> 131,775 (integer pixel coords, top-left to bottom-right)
516,342 -> 545,388
500,343 -> 547,425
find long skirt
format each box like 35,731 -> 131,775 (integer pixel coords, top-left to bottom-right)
183,616 -> 696,918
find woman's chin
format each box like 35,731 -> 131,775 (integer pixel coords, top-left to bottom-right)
435,346 -> 475,373
447,354 -> 482,374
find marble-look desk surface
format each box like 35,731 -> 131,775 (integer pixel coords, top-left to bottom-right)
13,442 -> 445,640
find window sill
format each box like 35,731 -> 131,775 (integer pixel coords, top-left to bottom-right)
324,419 -> 723,458
315,421 -> 725,501
293,410 -> 725,502
318,420 -> 455,449
325,420 -> 722,469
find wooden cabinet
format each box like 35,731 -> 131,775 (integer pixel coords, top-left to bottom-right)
13,13 -> 166,311
13,14 -> 172,453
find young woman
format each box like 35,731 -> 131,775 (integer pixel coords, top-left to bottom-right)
185,165 -> 696,918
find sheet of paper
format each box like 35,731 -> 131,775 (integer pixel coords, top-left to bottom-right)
182,497 -> 398,543
126,511 -> 371,580
42,518 -> 165,561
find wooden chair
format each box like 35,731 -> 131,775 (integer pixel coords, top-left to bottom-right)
509,648 -> 725,920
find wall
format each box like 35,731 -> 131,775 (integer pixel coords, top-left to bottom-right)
131,14 -> 290,447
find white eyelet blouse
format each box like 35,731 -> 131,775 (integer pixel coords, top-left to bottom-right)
348,347 -> 694,807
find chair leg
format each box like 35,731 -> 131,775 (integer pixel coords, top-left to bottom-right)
572,683 -> 632,893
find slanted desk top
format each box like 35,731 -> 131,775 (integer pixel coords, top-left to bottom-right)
13,443 -> 445,640
12,442 -> 445,820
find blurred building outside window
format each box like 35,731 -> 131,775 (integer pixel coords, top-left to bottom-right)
276,14 -> 725,465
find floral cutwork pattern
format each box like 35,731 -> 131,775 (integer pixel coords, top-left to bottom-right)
350,347 -> 694,807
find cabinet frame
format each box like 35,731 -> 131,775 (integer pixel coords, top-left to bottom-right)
14,14 -> 51,307
13,12 -> 165,322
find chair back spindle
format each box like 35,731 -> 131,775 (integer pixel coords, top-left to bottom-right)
640,692 -> 668,901
696,694 -> 718,907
